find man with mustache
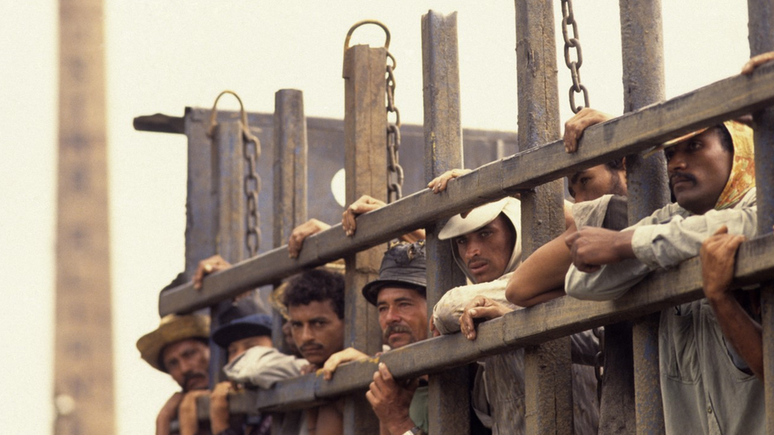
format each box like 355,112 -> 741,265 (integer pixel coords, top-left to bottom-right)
283,267 -> 347,435
137,313 -> 212,435
321,241 -> 431,435
563,109 -> 763,434
428,194 -> 600,435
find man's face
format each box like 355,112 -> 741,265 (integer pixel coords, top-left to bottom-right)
288,300 -> 345,366
226,335 -> 273,364
161,339 -> 210,392
665,128 -> 733,215
376,287 -> 428,349
454,214 -> 515,283
568,164 -> 627,203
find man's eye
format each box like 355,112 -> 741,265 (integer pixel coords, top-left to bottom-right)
455,238 -> 467,245
580,177 -> 590,186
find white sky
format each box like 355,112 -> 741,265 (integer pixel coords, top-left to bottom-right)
0,1 -> 750,433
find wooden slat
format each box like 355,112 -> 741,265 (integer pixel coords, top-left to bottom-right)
207,234 -> 774,413
159,61 -> 774,316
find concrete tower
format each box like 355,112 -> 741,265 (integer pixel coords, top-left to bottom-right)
54,0 -> 114,433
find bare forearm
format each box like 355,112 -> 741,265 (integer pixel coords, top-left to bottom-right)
507,229 -> 572,306
708,292 -> 763,379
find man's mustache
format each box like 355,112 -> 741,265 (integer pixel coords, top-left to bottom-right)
300,343 -> 324,353
183,372 -> 207,389
670,171 -> 696,187
383,324 -> 413,341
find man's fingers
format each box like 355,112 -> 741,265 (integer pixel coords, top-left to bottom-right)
565,230 -> 580,249
712,225 -> 729,237
742,51 -> 774,75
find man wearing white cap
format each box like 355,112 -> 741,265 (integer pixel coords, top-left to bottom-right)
431,196 -> 599,435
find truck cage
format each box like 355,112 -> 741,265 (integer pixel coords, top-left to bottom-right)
135,2 -> 774,434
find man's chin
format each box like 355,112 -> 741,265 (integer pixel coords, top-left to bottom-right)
388,336 -> 413,349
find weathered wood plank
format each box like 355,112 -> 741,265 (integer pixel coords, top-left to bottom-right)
159,62 -> 774,316
421,10 -> 470,435
211,233 -> 774,413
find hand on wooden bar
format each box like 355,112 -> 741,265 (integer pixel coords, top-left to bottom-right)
156,392 -> 184,435
341,195 -> 386,236
366,362 -> 418,435
341,194 -> 425,242
209,382 -> 233,434
193,255 -> 232,289
563,108 -> 613,153
459,295 -> 512,340
427,168 -> 471,193
287,218 -> 331,259
741,51 -> 774,75
177,390 -> 209,435
320,347 -> 369,381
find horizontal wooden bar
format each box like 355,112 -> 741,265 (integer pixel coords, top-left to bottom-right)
133,112 -> 185,134
204,233 -> 774,414
159,61 -> 774,317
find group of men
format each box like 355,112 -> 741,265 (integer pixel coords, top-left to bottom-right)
137,52 -> 773,435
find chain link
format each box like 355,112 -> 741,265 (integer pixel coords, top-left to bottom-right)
561,0 -> 590,113
385,51 -> 404,203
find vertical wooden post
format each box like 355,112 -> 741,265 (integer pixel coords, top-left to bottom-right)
54,0 -> 114,432
619,2 -> 669,434
514,1 -> 573,434
273,89 -> 309,350
746,0 -> 774,432
422,10 -> 470,435
342,43 -> 387,435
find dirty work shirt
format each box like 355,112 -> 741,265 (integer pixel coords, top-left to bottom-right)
565,189 -> 758,302
566,191 -> 762,435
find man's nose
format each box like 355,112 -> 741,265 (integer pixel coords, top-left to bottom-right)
179,356 -> 196,374
464,241 -> 481,260
384,306 -> 401,323
668,152 -> 687,171
299,324 -> 314,342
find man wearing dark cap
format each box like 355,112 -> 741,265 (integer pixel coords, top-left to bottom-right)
174,299 -> 310,435
182,302 -> 307,435
322,241 -> 430,435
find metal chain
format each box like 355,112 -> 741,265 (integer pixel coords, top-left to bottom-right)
561,0 -> 590,113
207,90 -> 262,258
592,326 -> 604,402
385,51 -> 404,203
244,131 -> 262,257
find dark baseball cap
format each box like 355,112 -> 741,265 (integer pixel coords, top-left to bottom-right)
212,313 -> 273,349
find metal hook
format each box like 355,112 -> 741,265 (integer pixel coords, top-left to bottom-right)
344,20 -> 391,59
206,90 -> 259,144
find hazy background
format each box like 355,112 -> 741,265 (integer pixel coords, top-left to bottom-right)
1,1 -> 750,433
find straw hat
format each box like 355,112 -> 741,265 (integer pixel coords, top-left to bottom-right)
136,314 -> 210,372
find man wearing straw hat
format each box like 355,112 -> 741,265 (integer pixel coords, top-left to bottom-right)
137,312 -> 212,435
